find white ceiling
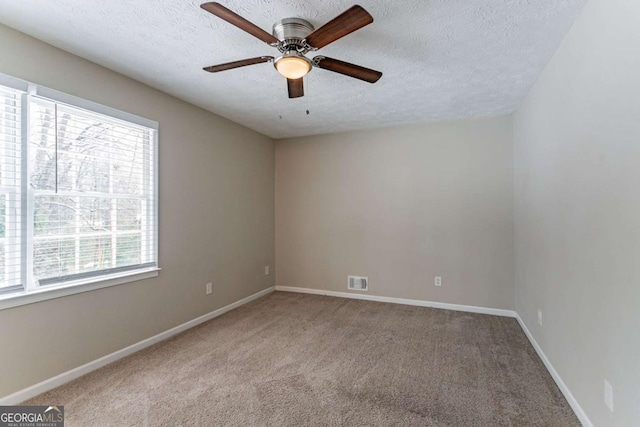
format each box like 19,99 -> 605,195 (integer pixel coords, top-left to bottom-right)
0,0 -> 584,139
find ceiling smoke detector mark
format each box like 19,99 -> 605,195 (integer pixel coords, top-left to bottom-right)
348,275 -> 368,291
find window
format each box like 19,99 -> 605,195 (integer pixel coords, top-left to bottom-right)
0,74 -> 158,307
0,85 -> 22,293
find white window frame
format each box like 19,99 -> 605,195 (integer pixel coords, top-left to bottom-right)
0,73 -> 159,310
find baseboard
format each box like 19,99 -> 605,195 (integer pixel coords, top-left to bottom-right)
515,314 -> 593,427
275,286 -> 517,317
0,286 -> 275,405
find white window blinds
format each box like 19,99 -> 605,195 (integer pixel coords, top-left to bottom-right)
0,86 -> 22,293
0,75 -> 158,302
29,98 -> 157,286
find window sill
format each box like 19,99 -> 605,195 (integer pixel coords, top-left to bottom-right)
0,267 -> 161,311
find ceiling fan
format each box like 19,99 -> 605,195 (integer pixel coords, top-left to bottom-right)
200,2 -> 383,98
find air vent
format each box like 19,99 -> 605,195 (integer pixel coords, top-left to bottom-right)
348,275 -> 368,291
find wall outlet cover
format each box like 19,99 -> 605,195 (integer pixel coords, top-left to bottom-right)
604,379 -> 614,412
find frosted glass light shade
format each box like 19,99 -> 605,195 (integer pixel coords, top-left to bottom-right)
275,56 -> 311,79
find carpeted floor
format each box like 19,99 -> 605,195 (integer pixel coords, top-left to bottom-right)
25,291 -> 579,426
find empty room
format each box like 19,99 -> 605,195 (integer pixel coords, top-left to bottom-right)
0,0 -> 637,426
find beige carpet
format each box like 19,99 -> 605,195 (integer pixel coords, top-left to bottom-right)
25,291 -> 579,426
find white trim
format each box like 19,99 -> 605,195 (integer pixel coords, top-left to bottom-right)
275,286 -> 516,317
0,268 -> 161,310
0,72 -> 29,92
0,286 -> 275,405
515,314 -> 593,427
152,127 -> 159,265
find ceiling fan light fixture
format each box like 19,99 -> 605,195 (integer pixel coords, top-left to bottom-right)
274,52 -> 312,79
201,3 -> 382,98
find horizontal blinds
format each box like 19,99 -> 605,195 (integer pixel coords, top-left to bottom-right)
0,86 -> 23,292
30,97 -> 156,285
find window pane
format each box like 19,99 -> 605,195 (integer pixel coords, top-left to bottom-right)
0,194 -> 6,285
116,198 -> 142,231
34,238 -> 76,280
0,85 -> 22,289
76,196 -> 113,234
30,98 -> 155,285
116,234 -> 141,267
0,194 -> 4,237
29,100 -> 56,191
79,236 -> 113,272
0,240 -> 5,286
34,195 -> 78,236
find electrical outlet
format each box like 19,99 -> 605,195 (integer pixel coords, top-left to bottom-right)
604,380 -> 614,412
434,276 -> 442,287
538,309 -> 543,326
206,282 -> 213,295
265,266 -> 270,276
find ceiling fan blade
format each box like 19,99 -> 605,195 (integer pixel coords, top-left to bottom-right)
313,56 -> 382,83
201,2 -> 279,45
304,5 -> 373,49
203,56 -> 273,72
287,78 -> 304,98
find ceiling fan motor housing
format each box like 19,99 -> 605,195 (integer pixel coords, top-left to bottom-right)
272,18 -> 315,53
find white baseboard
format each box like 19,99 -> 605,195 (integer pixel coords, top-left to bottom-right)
515,314 -> 593,427
0,286 -> 275,405
275,286 -> 517,317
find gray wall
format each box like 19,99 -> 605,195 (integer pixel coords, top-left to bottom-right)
0,25 -> 275,398
276,117 -> 514,310
513,0 -> 640,425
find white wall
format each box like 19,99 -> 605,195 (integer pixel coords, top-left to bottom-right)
276,117 -> 514,310
0,25 -> 275,398
514,0 -> 640,425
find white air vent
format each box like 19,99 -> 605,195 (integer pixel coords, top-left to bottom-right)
348,275 -> 368,291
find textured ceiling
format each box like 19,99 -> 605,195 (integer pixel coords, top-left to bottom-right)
0,0 -> 585,138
